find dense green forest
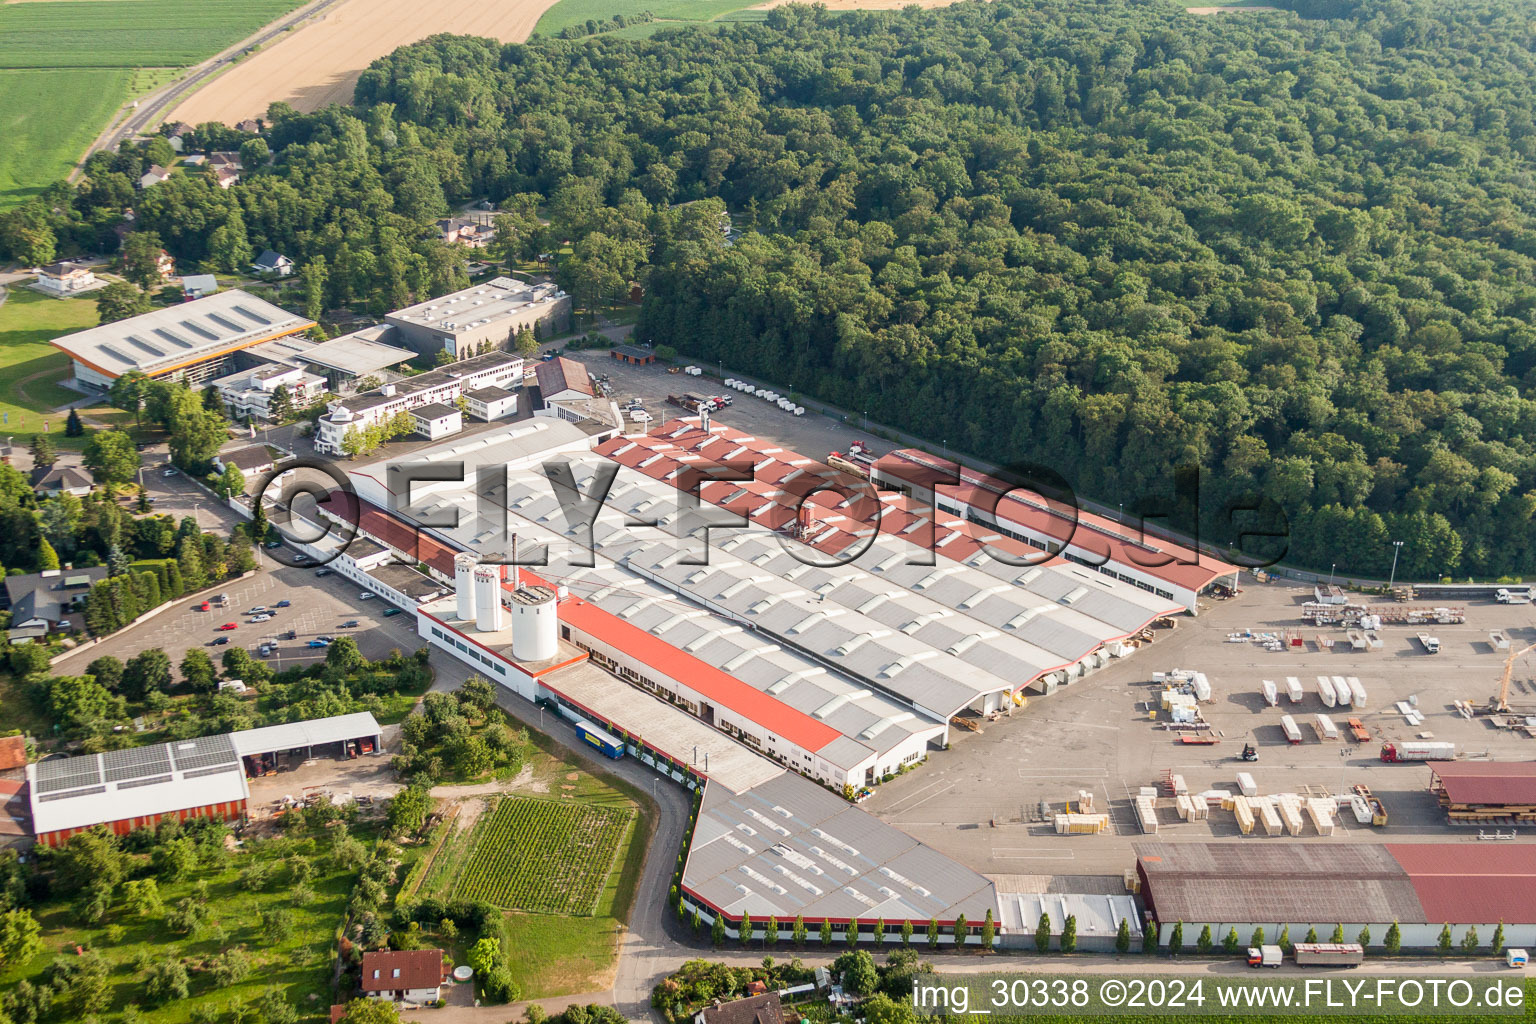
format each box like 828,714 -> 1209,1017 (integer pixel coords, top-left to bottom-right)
9,0 -> 1536,578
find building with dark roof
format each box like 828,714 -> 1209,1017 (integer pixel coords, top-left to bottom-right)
610,344 -> 655,365
696,992 -> 784,1024
1135,841 -> 1536,950
31,464 -> 94,498
251,250 -> 293,277
1430,762 -> 1536,823
4,567 -> 108,640
535,355 -> 595,401
359,949 -> 445,1004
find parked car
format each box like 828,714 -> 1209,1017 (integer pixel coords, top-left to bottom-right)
247,607 -> 267,614
383,608 -> 402,617
358,592 -> 375,601
341,620 -> 359,628
316,635 -> 335,643
258,644 -> 274,657
315,568 -> 333,577
248,614 -> 271,623
197,601 -> 210,611
280,629 -> 296,640
275,600 -> 291,608
208,637 -> 230,646
218,623 -> 238,631
263,539 -> 282,549
306,639 -> 329,649
162,469 -> 176,478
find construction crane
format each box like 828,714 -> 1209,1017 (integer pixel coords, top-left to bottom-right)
1489,641 -> 1536,713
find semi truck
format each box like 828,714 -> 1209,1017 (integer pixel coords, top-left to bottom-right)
1379,740 -> 1457,762
573,718 -> 625,759
1293,943 -> 1365,966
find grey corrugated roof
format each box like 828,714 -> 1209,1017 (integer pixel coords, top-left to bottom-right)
684,773 -> 997,924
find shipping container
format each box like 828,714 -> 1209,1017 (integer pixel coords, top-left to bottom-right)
1285,676 -> 1304,703
572,718 -> 624,759
1281,715 -> 1303,744
1316,675 -> 1338,707
1261,679 -> 1278,706
1293,943 -> 1364,966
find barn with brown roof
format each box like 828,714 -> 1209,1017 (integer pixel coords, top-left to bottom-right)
1135,841 -> 1536,951
1430,761 -> 1536,824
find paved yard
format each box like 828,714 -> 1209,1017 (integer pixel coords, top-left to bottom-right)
61,561 -> 424,676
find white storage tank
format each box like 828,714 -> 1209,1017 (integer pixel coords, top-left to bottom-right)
455,553 -> 477,622
473,564 -> 505,632
510,585 -> 558,662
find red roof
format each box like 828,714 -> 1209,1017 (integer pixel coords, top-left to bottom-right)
360,949 -> 446,992
1431,761 -> 1536,807
556,594 -> 841,753
873,448 -> 1236,593
327,490 -> 460,577
1388,843 -> 1536,924
535,356 -> 594,398
0,736 -> 26,772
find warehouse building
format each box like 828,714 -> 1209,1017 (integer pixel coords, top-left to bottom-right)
1429,762 -> 1536,824
871,448 -> 1239,613
682,771 -> 998,939
50,289 -> 315,389
385,277 -> 569,360
1135,842 -> 1536,949
26,714 -> 382,847
245,326 -> 415,387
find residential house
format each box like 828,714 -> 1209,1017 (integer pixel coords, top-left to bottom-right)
182,273 -> 218,299
234,119 -> 261,134
359,949 -> 446,1005
35,261 -> 99,296
436,217 -> 495,249
31,465 -> 94,498
153,249 -> 176,281
252,250 -> 293,277
207,152 -> 243,189
181,154 -> 207,168
695,992 -> 785,1024
213,444 -> 280,478
3,567 -> 109,641
0,736 -> 28,777
165,121 -> 194,152
138,165 -> 172,190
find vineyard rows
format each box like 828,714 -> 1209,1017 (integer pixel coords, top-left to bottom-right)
453,796 -> 634,915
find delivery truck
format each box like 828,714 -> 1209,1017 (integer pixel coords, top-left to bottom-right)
1379,740 -> 1457,762
1417,632 -> 1441,653
1293,943 -> 1364,966
1247,945 -> 1283,968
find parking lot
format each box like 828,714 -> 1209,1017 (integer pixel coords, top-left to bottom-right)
862,579 -> 1536,876
593,356 -> 896,465
61,560 -> 424,678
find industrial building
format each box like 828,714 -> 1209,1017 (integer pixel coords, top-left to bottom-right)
871,448 -> 1239,613
384,277 -> 569,360
245,326 -> 416,388
1134,842 -> 1536,949
313,351 -> 524,455
211,362 -> 328,421
50,289 -> 315,389
1429,762 -> 1536,824
26,714 -> 381,847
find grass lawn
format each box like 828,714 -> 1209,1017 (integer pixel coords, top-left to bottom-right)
0,287 -> 97,442
0,67 -> 130,207
534,0 -> 756,36
408,723 -> 653,998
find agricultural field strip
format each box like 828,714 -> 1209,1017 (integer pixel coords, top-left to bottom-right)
452,796 -> 634,916
0,0 -> 308,68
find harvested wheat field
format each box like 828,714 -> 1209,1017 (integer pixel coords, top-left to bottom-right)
168,0 -> 562,124
752,0 -> 964,8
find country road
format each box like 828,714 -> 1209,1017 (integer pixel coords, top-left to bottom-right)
74,0 -> 346,168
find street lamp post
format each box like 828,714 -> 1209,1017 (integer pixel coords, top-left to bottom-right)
1387,540 -> 1404,592
1329,563 -> 1336,587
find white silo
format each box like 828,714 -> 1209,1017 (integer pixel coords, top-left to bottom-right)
454,553 -> 477,622
510,585 -> 558,662
473,565 -> 504,632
